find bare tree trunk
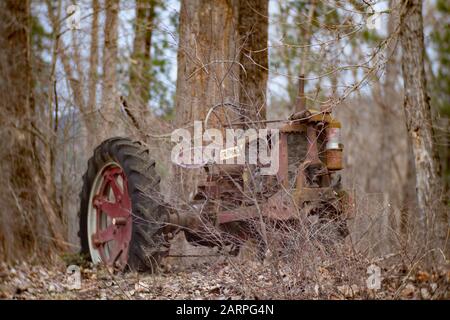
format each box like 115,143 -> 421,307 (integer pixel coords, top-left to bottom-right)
370,0 -> 404,249
46,0 -> 62,217
401,142 -> 417,235
0,0 -> 65,260
399,0 -> 448,260
174,0 -> 239,199
175,0 -> 239,127
276,2 -> 294,106
128,0 -> 156,129
86,0 -> 100,134
295,0 -> 317,112
101,0 -> 120,141
238,0 -> 268,123
46,0 -> 91,136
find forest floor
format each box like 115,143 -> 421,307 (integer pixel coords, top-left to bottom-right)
1,256 -> 449,300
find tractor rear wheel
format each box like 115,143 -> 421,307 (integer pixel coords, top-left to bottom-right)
78,137 -> 168,271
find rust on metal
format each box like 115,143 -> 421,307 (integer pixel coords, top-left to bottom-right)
279,122 -> 306,133
325,149 -> 343,170
305,125 -> 322,166
167,106 -> 351,248
295,74 -> 306,113
277,133 -> 289,188
217,190 -> 299,224
289,109 -> 311,121
308,110 -> 334,123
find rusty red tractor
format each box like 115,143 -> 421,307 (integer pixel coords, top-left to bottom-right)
78,101 -> 353,271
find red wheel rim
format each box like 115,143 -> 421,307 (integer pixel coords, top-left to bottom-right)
91,165 -> 132,268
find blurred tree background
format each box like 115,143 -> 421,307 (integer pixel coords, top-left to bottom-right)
0,0 -> 448,266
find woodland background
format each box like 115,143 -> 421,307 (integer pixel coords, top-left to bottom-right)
0,0 -> 449,298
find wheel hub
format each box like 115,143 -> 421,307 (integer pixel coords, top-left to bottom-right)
90,165 -> 132,269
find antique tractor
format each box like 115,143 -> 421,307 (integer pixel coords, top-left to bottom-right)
78,97 -> 353,271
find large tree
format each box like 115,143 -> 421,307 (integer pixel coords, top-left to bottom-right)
175,0 -> 240,128
100,0 -> 120,141
400,0 -> 448,259
238,0 -> 268,123
173,0 -> 269,199
173,0 -> 240,199
0,0 -> 65,260
128,0 -> 157,129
